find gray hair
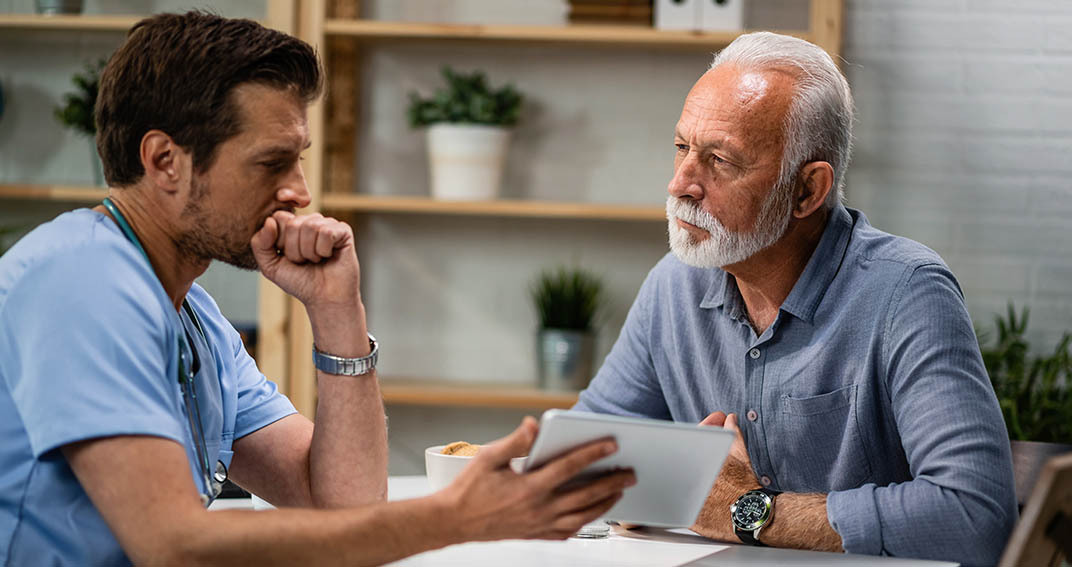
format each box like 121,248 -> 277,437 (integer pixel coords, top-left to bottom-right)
710,32 -> 854,208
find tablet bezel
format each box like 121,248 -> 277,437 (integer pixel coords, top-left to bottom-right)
523,409 -> 736,528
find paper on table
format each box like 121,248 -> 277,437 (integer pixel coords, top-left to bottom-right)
386,536 -> 726,567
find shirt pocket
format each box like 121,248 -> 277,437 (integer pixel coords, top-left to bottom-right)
776,384 -> 872,492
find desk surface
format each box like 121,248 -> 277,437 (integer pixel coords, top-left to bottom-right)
211,476 -> 958,567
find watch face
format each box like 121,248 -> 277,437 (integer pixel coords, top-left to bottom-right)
731,491 -> 772,531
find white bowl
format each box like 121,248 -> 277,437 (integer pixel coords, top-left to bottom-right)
425,445 -> 528,492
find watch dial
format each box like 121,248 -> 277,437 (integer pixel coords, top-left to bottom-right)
732,493 -> 770,530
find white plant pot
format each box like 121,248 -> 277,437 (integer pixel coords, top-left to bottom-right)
426,123 -> 511,201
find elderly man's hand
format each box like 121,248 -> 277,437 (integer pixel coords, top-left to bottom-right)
691,411 -> 762,541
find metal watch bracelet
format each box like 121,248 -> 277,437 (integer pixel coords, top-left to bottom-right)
312,333 -> 378,376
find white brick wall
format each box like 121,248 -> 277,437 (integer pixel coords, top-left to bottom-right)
843,0 -> 1072,351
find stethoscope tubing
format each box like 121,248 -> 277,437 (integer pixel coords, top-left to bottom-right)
101,198 -> 221,505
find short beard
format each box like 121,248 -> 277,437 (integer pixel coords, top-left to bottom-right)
175,176 -> 260,271
666,179 -> 795,269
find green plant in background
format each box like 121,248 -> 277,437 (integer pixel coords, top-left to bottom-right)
54,58 -> 106,136
0,225 -> 25,257
979,303 -> 1072,443
530,267 -> 604,331
407,66 -> 523,128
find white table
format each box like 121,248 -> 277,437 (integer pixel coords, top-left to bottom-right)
212,476 -> 958,567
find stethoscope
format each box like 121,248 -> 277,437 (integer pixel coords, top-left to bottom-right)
101,198 -> 228,506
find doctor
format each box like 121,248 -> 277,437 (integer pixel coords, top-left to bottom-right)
0,11 -> 633,565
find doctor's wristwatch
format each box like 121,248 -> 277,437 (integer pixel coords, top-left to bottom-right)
730,487 -> 780,545
312,333 -> 378,376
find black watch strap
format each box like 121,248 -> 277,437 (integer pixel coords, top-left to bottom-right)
760,486 -> 781,498
735,527 -> 763,546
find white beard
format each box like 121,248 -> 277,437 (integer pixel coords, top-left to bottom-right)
666,183 -> 794,269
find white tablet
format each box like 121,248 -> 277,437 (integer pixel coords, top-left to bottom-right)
523,409 -> 735,528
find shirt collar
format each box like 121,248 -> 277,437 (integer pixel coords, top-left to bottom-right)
779,203 -> 855,324
698,203 -> 855,325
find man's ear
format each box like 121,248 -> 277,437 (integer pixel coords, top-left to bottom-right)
792,161 -> 834,219
139,130 -> 188,194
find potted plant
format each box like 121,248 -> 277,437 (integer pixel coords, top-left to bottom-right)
407,66 -> 522,201
54,59 -> 106,186
979,303 -> 1072,507
530,267 -> 604,391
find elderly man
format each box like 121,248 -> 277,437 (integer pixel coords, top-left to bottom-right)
575,32 -> 1016,565
0,11 -> 633,565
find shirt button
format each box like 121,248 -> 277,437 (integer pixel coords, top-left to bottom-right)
749,348 -> 761,359
760,475 -> 772,487
747,409 -> 758,421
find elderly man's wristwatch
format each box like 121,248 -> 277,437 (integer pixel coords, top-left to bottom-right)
312,333 -> 378,376
730,487 -> 780,545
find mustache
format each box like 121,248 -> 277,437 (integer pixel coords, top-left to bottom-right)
666,197 -> 717,232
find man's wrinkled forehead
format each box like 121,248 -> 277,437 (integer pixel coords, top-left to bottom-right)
689,65 -> 795,113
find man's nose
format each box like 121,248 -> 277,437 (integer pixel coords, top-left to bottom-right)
668,152 -> 704,201
276,165 -> 312,210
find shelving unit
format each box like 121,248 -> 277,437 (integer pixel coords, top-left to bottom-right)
0,13 -> 139,31
0,184 -> 106,203
321,193 -> 665,221
322,19 -> 810,49
268,0 -> 844,418
381,378 -> 577,410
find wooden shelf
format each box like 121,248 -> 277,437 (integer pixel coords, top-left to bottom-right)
380,378 -> 578,410
324,19 -> 810,49
0,184 -> 107,203
0,13 -> 139,31
321,193 -> 665,222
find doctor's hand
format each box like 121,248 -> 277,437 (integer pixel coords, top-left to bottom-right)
252,211 -> 361,308
252,211 -> 368,355
690,412 -> 762,541
437,417 -> 636,543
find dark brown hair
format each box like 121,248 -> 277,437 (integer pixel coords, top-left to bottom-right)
95,11 -> 322,186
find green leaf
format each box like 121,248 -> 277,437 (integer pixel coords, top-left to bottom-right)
530,267 -> 604,331
980,302 -> 1072,443
54,58 -> 106,136
407,65 -> 524,127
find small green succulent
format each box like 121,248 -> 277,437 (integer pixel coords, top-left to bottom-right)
408,66 -> 522,128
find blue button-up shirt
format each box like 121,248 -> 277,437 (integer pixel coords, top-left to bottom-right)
575,204 -> 1016,566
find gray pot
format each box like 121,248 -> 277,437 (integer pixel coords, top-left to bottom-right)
35,0 -> 83,14
537,328 -> 595,391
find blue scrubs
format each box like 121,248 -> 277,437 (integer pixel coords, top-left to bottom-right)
0,209 -> 296,565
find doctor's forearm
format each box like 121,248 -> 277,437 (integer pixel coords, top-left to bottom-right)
307,302 -> 389,507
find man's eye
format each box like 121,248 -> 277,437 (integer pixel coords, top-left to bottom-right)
711,154 -> 727,164
675,144 -> 689,152
261,160 -> 287,171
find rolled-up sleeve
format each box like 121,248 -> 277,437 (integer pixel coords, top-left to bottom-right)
828,263 -> 1016,566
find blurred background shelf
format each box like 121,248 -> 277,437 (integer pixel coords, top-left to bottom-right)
0,13 -> 139,31
323,19 -> 807,49
321,193 -> 665,221
0,184 -> 106,203
380,378 -> 578,410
